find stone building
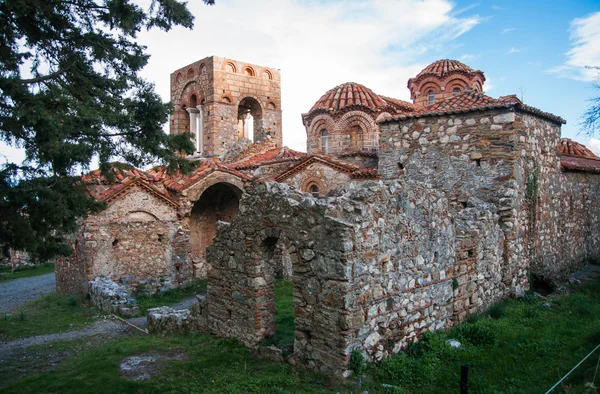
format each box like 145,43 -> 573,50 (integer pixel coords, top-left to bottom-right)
56,57 -> 600,377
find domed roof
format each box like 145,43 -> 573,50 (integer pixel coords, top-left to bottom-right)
413,59 -> 480,79
559,138 -> 597,158
310,82 -> 389,112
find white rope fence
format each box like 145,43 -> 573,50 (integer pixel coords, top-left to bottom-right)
545,343 -> 600,394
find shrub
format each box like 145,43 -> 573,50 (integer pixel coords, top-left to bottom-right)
519,294 -> 538,304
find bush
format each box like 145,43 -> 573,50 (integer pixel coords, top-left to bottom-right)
519,294 -> 538,304
455,323 -> 496,346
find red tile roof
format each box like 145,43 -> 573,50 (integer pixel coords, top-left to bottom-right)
230,147 -> 306,170
378,91 -> 566,125
561,155 -> 600,173
380,95 -> 419,112
273,153 -> 378,182
559,138 -> 596,158
413,59 -> 479,79
310,82 -> 389,112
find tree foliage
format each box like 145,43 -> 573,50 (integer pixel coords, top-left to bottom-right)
0,0 -> 214,261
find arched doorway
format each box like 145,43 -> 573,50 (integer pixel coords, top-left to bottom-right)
237,97 -> 263,143
189,182 -> 242,277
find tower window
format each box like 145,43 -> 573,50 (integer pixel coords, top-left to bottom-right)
452,88 -> 460,96
309,184 -> 319,197
321,129 -> 329,153
428,90 -> 435,105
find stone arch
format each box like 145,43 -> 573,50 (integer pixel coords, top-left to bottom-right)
243,66 -> 255,76
206,183 -> 353,373
179,81 -> 207,104
301,177 -> 325,197
308,114 -> 335,154
124,210 -> 159,222
263,69 -> 273,80
225,61 -> 237,73
237,96 -> 264,142
187,68 -> 194,78
419,81 -> 442,96
188,181 -> 243,278
336,111 -> 377,152
175,72 -> 182,84
266,100 -> 277,110
199,62 -> 207,74
220,93 -> 233,104
183,171 -> 245,203
446,78 -> 468,95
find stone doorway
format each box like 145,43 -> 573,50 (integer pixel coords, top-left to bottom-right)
189,182 -> 242,277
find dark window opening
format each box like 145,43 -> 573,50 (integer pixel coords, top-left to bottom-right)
468,249 -> 475,258
112,239 -> 119,247
157,234 -> 164,243
473,159 -> 481,167
398,163 -> 405,170
309,184 -> 319,197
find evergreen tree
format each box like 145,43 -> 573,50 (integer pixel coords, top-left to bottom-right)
0,0 -> 214,261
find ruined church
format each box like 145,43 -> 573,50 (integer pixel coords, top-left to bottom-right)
56,56 -> 600,376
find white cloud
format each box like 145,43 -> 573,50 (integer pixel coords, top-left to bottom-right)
506,47 -> 520,55
460,54 -> 477,61
136,0 -> 482,151
492,5 -> 501,10
586,138 -> 600,156
548,11 -> 600,82
502,27 -> 516,34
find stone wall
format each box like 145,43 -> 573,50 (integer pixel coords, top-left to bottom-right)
203,180 -> 508,375
282,162 -> 352,196
379,109 -> 529,294
57,186 -> 191,296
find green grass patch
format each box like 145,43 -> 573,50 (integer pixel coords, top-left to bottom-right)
1,333 -> 336,394
262,279 -> 295,347
0,263 -> 55,283
136,280 -> 207,314
364,278 -> 600,393
0,292 -> 100,340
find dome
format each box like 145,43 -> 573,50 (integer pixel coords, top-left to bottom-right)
412,59 -> 480,80
559,138 -> 597,158
309,82 -> 389,112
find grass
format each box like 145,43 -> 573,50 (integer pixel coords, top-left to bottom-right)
1,334 -> 336,393
0,292 -> 101,340
136,280 -> 208,314
262,279 -> 295,347
0,263 -> 55,283
3,278 -> 600,393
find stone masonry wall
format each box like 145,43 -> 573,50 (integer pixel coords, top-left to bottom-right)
379,109 -> 529,295
283,162 -> 352,196
170,56 -> 282,157
203,180 -> 507,375
59,187 -> 192,296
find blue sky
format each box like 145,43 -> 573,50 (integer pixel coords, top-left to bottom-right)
438,1 -> 600,144
2,0 -> 600,164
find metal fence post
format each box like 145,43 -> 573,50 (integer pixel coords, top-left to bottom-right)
460,364 -> 469,394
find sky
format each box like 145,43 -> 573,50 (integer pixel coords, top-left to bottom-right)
2,0 -> 600,163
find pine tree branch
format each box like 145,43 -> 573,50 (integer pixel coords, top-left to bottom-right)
20,69 -> 67,84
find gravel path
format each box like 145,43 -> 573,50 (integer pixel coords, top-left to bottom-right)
0,273 -> 56,313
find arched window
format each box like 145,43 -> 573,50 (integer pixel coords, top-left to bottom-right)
321,129 -> 329,153
309,184 -> 319,197
428,90 -> 435,105
452,88 -> 460,96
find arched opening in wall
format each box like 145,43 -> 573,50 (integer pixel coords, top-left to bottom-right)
261,234 -> 295,347
428,90 -> 435,105
189,182 -> 242,277
349,124 -> 365,151
237,97 -> 263,143
320,129 -> 329,153
190,94 -> 198,108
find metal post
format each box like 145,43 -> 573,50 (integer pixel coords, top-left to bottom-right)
460,364 -> 469,394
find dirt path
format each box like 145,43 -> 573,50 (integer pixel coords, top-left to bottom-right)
0,318 -> 130,359
0,273 -> 56,313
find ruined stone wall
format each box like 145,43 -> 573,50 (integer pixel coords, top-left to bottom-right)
203,180 -> 508,374
379,109 -> 528,294
63,187 -> 191,295
283,162 -> 352,196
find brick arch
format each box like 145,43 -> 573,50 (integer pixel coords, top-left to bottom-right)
308,114 -> 335,154
335,111 -> 376,134
419,81 -> 442,96
445,78 -> 468,92
301,177 -> 325,196
235,93 -> 264,110
183,171 -> 245,204
178,81 -> 207,106
220,93 -> 234,104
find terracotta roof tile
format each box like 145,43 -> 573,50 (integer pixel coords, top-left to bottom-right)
350,167 -> 379,179
230,147 -> 306,170
378,91 -> 565,125
561,155 -> 600,173
310,82 -> 389,112
413,59 -> 478,79
559,138 -> 597,158
274,154 -> 359,182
